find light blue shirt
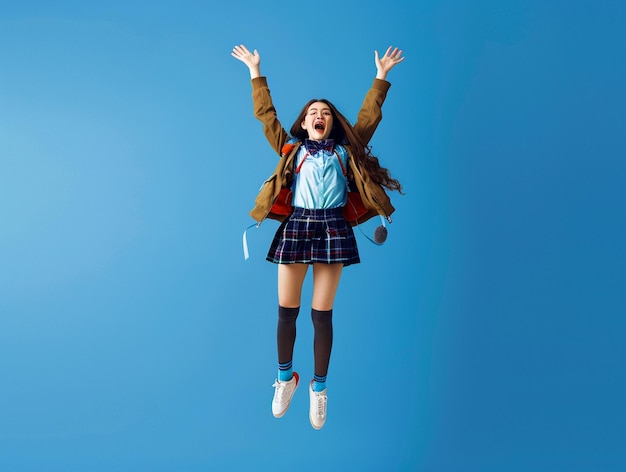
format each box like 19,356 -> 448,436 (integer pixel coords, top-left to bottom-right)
291,144 -> 349,209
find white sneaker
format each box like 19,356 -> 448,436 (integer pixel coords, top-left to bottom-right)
309,381 -> 327,430
272,372 -> 299,418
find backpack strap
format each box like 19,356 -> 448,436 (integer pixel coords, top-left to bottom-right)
295,151 -> 309,174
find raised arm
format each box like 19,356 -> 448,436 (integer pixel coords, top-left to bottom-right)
231,44 -> 289,155
354,46 -> 405,144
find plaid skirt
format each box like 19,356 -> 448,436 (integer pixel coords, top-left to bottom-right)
267,207 -> 360,266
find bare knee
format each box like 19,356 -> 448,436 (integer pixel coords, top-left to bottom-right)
278,263 -> 308,308
311,263 -> 343,311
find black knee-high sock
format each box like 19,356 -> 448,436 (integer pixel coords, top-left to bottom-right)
277,306 -> 300,369
311,308 -> 333,381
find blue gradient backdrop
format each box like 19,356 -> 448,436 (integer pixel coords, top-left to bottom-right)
1,1 -> 624,471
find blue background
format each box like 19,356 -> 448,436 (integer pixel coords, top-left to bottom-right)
1,1 -> 624,470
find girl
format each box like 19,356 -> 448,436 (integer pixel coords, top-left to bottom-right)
231,44 -> 404,430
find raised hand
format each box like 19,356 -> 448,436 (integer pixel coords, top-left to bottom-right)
375,46 -> 404,80
231,44 -> 261,79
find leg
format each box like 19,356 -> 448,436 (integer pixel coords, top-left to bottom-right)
310,263 -> 343,381
308,263 -> 343,430
277,306 -> 299,380
311,263 -> 343,312
272,264 -> 309,418
276,263 -> 309,368
278,263 -> 309,308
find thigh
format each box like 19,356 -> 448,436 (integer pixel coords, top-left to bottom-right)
311,263 -> 344,311
278,263 -> 309,308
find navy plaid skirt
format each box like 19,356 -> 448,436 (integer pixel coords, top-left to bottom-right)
267,207 -> 360,266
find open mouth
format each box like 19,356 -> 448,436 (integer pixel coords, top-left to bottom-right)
314,122 -> 325,131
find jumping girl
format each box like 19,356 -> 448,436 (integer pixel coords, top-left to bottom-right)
231,44 -> 404,430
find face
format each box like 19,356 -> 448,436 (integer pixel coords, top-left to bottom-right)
301,101 -> 334,141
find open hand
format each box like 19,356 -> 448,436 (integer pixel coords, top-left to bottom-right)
231,44 -> 260,69
375,46 -> 404,80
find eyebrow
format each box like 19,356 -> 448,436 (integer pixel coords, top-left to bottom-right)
308,107 -> 331,112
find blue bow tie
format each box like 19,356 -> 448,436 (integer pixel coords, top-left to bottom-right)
305,139 -> 334,155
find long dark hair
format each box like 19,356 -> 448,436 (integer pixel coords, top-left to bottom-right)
289,99 -> 403,193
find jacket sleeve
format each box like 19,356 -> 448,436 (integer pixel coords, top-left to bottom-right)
353,79 -> 391,145
251,77 -> 290,157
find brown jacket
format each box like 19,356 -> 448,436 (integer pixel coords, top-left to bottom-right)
249,76 -> 395,224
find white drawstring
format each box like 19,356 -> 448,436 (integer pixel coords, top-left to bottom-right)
242,223 -> 258,260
